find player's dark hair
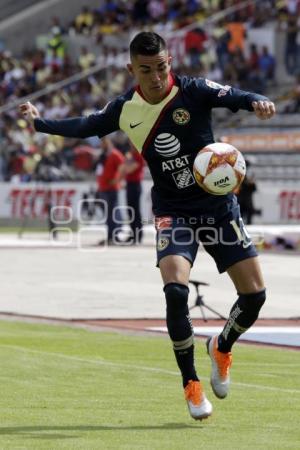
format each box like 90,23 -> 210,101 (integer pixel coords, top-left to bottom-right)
130,32 -> 166,58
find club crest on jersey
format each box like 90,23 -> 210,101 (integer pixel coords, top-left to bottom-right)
154,133 -> 180,157
157,237 -> 169,251
172,108 -> 190,125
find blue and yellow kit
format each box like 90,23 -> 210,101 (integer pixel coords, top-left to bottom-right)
34,75 -> 267,218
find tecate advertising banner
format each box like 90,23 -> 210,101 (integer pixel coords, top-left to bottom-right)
0,181 -> 299,224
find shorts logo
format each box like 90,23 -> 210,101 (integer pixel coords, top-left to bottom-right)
230,218 -> 252,248
154,133 -> 180,157
157,237 -> 169,251
172,167 -> 195,189
172,108 -> 190,125
155,216 -> 172,230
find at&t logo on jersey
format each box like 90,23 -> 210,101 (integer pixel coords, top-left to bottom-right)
154,133 -> 180,157
161,154 -> 190,172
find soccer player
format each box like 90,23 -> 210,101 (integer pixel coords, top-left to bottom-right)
94,136 -> 125,245
123,145 -> 145,244
20,31 -> 275,421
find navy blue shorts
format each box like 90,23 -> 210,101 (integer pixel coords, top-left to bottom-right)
155,200 -> 257,273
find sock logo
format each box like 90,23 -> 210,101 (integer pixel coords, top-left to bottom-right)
222,305 -> 242,340
186,314 -> 194,334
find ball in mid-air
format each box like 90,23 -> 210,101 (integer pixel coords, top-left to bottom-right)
193,142 -> 246,195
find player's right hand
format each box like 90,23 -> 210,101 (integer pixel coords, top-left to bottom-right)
19,101 -> 40,123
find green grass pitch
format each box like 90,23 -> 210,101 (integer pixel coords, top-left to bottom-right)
0,320 -> 299,450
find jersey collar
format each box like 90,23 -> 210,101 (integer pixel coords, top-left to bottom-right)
136,73 -> 175,102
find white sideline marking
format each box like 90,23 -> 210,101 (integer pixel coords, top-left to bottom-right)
233,382 -> 299,394
1,344 -> 300,395
0,345 -> 178,376
236,362 -> 300,367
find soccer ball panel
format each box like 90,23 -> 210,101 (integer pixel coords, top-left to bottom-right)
204,165 -> 237,195
193,143 -> 246,195
204,142 -> 237,154
194,150 -> 213,176
234,150 -> 247,176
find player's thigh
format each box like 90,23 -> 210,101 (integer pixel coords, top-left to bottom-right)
159,254 -> 192,285
155,217 -> 197,285
227,256 -> 265,294
199,197 -> 257,273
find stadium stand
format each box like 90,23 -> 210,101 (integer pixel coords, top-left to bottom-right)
0,0 -> 300,229
0,0 -> 41,22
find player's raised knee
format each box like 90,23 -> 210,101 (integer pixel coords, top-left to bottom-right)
164,282 -> 189,313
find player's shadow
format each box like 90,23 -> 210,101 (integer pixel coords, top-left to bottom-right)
0,423 -> 203,439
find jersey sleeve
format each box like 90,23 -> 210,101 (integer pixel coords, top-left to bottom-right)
182,76 -> 270,113
34,97 -> 124,138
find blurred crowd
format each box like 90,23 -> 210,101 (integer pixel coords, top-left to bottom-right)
1,0 -> 300,183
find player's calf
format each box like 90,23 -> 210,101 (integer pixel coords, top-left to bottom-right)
218,289 -> 266,353
164,283 -> 198,386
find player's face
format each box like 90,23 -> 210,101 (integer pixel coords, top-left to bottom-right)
128,51 -> 172,104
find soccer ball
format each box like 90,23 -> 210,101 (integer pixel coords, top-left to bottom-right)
193,142 -> 246,195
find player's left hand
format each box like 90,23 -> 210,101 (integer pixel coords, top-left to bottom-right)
252,100 -> 276,120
